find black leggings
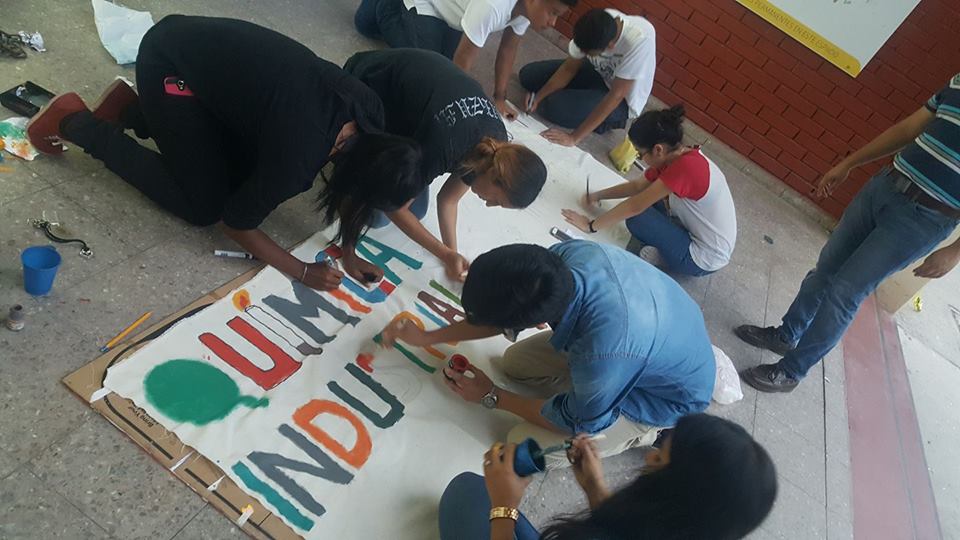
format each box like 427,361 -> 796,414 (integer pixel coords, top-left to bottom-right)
62,26 -> 243,226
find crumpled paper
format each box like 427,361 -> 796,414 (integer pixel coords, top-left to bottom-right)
91,0 -> 154,65
0,117 -> 39,161
18,31 -> 45,52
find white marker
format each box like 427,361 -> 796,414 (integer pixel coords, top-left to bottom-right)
214,249 -> 255,260
526,92 -> 536,112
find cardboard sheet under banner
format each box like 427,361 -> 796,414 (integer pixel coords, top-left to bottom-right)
63,113 -> 633,539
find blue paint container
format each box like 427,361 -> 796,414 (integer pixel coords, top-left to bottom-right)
21,245 -> 61,296
513,438 -> 546,477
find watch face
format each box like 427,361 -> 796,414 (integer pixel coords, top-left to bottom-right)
481,394 -> 497,409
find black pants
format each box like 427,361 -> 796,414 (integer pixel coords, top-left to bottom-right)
62,25 -> 243,226
519,59 -> 629,133
354,0 -> 462,59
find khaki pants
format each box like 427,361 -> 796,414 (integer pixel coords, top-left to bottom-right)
495,331 -> 660,470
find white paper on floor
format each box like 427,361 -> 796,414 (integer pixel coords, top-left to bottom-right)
102,115 -> 633,539
91,0 -> 154,65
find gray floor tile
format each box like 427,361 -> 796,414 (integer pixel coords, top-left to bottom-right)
827,509 -> 854,540
42,227 -> 255,352
754,409 -> 826,504
54,168 -> 190,253
756,363 -> 825,447
0,468 -> 110,540
0,165 -> 49,207
760,476 -> 828,539
826,457 -> 852,522
0,449 -> 17,479
1,185 -> 135,290
171,504 -> 242,540
29,417 -> 206,540
0,318 -> 91,468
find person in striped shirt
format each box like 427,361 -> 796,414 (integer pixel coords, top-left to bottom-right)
736,73 -> 960,393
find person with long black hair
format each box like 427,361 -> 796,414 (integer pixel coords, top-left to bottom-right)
26,15 -> 424,290
438,414 -> 778,540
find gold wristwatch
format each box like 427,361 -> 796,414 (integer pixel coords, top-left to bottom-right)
489,506 -> 520,522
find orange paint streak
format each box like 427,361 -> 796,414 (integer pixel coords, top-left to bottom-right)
232,289 -> 251,311
328,289 -> 372,314
393,312 -> 445,359
294,399 -> 372,469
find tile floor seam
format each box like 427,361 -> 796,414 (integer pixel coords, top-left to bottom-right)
45,183 -> 150,259
899,325 -> 960,374
165,502 -> 209,540
821,362 -> 831,537
50,183 -> 180,257
778,474 -> 829,513
17,461 -> 115,538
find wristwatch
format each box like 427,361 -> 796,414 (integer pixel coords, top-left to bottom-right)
480,386 -> 499,409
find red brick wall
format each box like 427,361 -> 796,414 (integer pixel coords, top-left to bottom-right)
556,0 -> 960,217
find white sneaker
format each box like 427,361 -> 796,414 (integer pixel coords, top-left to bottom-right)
639,246 -> 667,270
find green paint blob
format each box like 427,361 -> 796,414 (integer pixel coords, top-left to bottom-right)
144,359 -> 268,426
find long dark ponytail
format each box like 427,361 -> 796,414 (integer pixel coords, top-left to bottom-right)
540,414 -> 777,540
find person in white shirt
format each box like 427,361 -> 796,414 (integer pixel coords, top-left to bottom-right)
355,0 -> 577,119
519,8 -> 656,146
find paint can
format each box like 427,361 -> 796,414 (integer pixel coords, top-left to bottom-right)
447,354 -> 470,373
5,304 -> 25,331
513,438 -> 546,477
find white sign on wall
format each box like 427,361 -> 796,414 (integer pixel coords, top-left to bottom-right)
738,0 -> 922,76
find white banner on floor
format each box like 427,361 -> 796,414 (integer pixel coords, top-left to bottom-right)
103,115 -> 630,538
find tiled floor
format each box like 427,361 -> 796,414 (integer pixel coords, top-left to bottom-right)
1,1 -> 853,538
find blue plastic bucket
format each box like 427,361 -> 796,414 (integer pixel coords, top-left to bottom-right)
513,438 -> 547,477
21,245 -> 62,295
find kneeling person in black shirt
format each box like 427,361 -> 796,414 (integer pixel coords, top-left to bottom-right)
27,15 -> 424,290
344,49 -> 547,280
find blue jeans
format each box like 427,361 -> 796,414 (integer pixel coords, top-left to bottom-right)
777,168 -> 958,379
438,473 -> 540,540
625,202 -> 713,277
354,0 -> 461,58
519,60 -> 628,134
369,186 -> 430,228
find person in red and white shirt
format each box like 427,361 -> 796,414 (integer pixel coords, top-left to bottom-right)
562,105 -> 737,276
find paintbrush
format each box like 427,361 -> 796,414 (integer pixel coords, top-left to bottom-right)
533,433 -> 607,459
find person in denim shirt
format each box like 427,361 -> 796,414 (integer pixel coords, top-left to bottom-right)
381,241 -> 715,468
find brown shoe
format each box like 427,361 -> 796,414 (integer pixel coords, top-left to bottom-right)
91,79 -> 138,124
26,93 -> 89,154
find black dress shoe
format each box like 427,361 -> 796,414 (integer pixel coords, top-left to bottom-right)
735,325 -> 796,356
739,364 -> 799,393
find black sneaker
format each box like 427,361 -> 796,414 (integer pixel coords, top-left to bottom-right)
739,364 -> 799,393
734,325 -> 796,356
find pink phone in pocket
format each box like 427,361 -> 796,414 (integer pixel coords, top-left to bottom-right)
163,76 -> 194,96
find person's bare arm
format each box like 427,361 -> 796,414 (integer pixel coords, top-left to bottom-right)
591,179 -> 671,229
527,57 -> 582,111
816,107 -> 936,197
388,196 -> 471,281
563,179 -> 670,233
381,319 -> 502,348
914,237 -> 960,279
437,173 -> 471,253
492,28 -> 522,119
222,226 -> 342,289
543,78 -> 633,147
591,178 -> 647,201
388,201 -> 450,260
453,35 -> 482,72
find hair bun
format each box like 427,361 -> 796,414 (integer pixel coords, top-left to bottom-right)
664,104 -> 686,122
